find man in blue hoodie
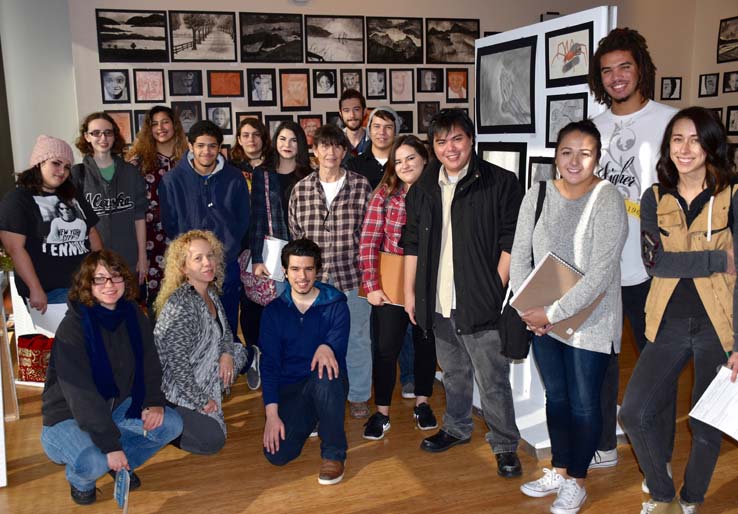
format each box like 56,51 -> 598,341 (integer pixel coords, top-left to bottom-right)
158,120 -> 250,343
260,238 -> 350,486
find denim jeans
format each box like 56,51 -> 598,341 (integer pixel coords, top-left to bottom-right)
221,259 -> 242,344
399,326 -> 415,385
433,312 -> 519,453
620,316 -> 726,504
533,335 -> 610,479
344,287 -> 372,402
263,370 -> 349,464
46,287 -> 69,304
40,398 -> 183,492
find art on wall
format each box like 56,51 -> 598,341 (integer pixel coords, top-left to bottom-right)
723,71 -> 738,93
326,112 -> 345,129
305,16 -> 364,63
417,101 -> 440,134
280,69 -> 311,112
235,111 -> 263,125
390,69 -> 415,104
265,114 -> 294,137
417,68 -> 443,93
106,110 -> 134,144
660,77 -> 682,101
96,9 -> 168,63
699,73 -> 719,97
207,70 -> 244,97
134,109 -> 148,137
313,69 -> 337,98
545,92 -> 588,148
366,69 -> 387,100
528,156 -> 556,188
477,36 -> 537,134
396,110 -> 414,134
205,102 -> 233,135
169,11 -> 237,62
133,69 -> 165,103
727,106 -> 738,135
709,107 -> 723,124
717,16 -> 738,64
545,22 -> 593,88
100,69 -> 130,104
169,70 -> 203,96
446,68 -> 468,103
426,19 -> 480,64
246,69 -> 277,107
478,141 -> 527,189
298,114 -> 323,146
340,69 -> 362,93
239,12 -> 303,63
366,17 -> 423,64
171,100 -> 202,134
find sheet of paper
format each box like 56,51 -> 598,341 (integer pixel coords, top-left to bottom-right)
263,236 -> 289,282
689,365 -> 738,441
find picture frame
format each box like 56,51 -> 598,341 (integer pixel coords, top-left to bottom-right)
366,17 -> 423,64
478,141 -> 527,189
133,109 -> 148,137
207,70 -> 244,97
171,100 -> 202,135
169,11 -> 237,62
105,110 -> 134,144
366,69 -> 387,100
527,156 -> 556,189
426,18 -> 480,64
390,69 -> 415,104
723,71 -> 738,93
239,12 -> 303,63
168,70 -> 203,97
205,102 -> 233,135
395,110 -> 414,134
96,9 -> 169,63
544,21 -> 593,88
727,106 -> 738,136
718,16 -> 738,64
340,69 -> 362,94
298,114 -> 323,147
325,111 -> 345,129
417,101 -> 440,134
417,68 -> 444,93
312,69 -> 338,99
660,76 -> 682,101
265,114 -> 294,138
133,69 -> 165,103
100,69 -> 131,104
235,111 -> 263,125
279,69 -> 311,112
698,73 -> 719,98
709,107 -> 723,124
446,68 -> 469,103
545,92 -> 588,148
246,69 -> 277,107
477,35 -> 537,134
305,15 -> 364,63
220,143 -> 231,160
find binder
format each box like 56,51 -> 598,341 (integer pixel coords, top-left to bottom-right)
359,252 -> 405,307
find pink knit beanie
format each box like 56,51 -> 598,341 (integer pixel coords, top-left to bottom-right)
28,135 -> 74,168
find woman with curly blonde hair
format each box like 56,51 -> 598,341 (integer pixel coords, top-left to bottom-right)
153,230 -> 250,455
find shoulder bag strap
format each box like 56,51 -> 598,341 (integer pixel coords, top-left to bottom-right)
264,170 -> 273,237
531,181 -> 547,267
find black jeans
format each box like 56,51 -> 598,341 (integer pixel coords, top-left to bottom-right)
620,316 -> 726,504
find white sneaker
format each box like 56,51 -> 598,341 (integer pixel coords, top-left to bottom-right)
642,462 -> 673,494
550,479 -> 587,514
521,468 -> 565,498
588,448 -> 618,469
678,499 -> 698,514
640,499 -> 680,514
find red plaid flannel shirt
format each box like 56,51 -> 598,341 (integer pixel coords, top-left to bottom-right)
288,170 -> 372,292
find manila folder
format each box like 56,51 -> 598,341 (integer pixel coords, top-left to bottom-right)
359,252 -> 405,307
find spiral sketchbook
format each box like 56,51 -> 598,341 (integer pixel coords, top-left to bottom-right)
510,252 -> 604,340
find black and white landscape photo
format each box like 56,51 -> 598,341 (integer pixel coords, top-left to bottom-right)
366,17 -> 422,64
426,18 -> 479,64
96,9 -> 168,62
169,11 -> 237,62
718,16 -> 738,64
240,12 -> 303,63
305,16 -> 364,63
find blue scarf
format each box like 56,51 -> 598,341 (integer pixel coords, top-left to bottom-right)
80,300 -> 145,419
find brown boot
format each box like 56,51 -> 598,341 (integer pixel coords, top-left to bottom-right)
318,459 -> 345,485
640,499 -> 682,514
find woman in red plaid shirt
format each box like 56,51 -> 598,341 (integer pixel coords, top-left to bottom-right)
358,135 -> 438,440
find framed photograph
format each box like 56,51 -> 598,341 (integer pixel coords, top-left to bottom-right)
528,156 -> 556,189
417,68 -> 443,93
365,69 -> 387,100
417,101 -> 440,134
96,9 -> 168,63
366,17 -> 423,64
265,114 -> 294,138
326,111 -> 345,129
205,102 -> 233,135
280,69 -> 311,112
246,69 -> 277,107
727,106 -> 738,136
305,15 -> 364,63
426,19 -> 480,64
207,70 -> 243,97
723,71 -> 738,93
446,68 -> 468,103
709,107 -> 723,124
298,114 -> 323,147
235,112 -> 263,125
545,92 -> 588,148
133,109 -> 148,137
395,110 -> 414,134
169,70 -> 203,96
220,144 -> 231,160
133,69 -> 165,103
390,69 -> 415,104
478,141 -> 527,189
660,77 -> 682,100
313,69 -> 337,98
169,11 -> 237,62
340,69 -> 362,93
699,73 -> 719,97
105,110 -> 134,144
545,22 -> 593,88
240,12 -> 303,63
718,16 -> 738,64
100,69 -> 130,104
171,100 -> 202,135
477,36 -> 537,134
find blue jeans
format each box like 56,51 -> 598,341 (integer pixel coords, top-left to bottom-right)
40,398 -> 183,492
344,287 -> 372,402
46,287 -> 69,304
399,326 -> 415,385
263,370 -> 349,464
221,260 -> 242,343
533,335 -> 610,479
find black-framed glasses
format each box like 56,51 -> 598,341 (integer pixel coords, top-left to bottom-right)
87,129 -> 114,138
92,275 -> 125,285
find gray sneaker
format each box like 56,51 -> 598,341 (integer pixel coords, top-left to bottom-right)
246,346 -> 261,390
401,382 -> 416,399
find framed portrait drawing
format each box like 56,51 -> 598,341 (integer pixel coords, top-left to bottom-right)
477,36 -> 537,134
390,69 -> 415,104
446,68 -> 468,103
171,100 -> 202,135
235,111 -> 263,125
660,77 -> 682,101
545,22 -> 593,88
96,9 -> 168,63
240,12 -> 303,63
366,69 -> 387,100
727,106 -> 738,136
417,101 -> 440,134
265,114 -> 294,138
396,110 -> 414,134
133,69 -> 165,103
169,70 -> 203,97
417,68 -> 443,93
340,69 -> 362,93
305,15 -> 364,63
528,156 -> 556,189
478,141 -> 527,189
426,19 -> 480,64
207,70 -> 244,97
169,11 -> 237,62
280,69 -> 311,112
205,102 -> 233,135
709,107 -> 723,124
105,110 -> 134,144
100,69 -> 130,104
723,71 -> 738,93
313,69 -> 337,98
325,112 -> 345,129
298,114 -> 323,147
246,69 -> 277,107
545,92 -> 588,148
133,109 -> 148,137
718,16 -> 738,64
699,73 -> 719,97
366,17 -> 423,64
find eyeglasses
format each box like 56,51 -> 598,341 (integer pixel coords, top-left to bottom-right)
87,130 -> 114,138
92,275 -> 125,285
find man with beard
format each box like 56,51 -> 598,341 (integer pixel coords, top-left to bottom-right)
338,89 -> 369,165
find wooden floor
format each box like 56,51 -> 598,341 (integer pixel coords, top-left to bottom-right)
2,338 -> 738,514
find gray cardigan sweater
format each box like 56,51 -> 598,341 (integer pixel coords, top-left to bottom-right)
510,180 -> 628,354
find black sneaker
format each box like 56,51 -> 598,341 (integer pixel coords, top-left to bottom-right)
363,412 -> 390,440
108,470 -> 141,490
70,484 -> 96,505
413,402 -> 438,430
